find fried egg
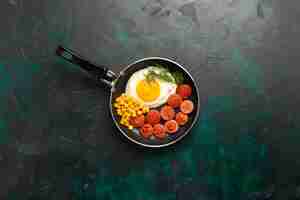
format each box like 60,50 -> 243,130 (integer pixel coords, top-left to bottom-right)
125,67 -> 177,108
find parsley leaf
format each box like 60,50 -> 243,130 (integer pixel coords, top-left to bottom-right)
172,71 -> 184,84
145,67 -> 175,83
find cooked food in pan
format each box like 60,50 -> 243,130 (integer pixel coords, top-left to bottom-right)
114,65 -> 195,140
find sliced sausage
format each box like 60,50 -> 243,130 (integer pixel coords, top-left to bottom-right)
177,84 -> 192,99
130,115 -> 145,128
167,94 -> 183,108
160,105 -> 175,121
164,120 -> 178,134
175,112 -> 188,125
153,124 -> 167,139
146,110 -> 161,125
140,124 -> 153,139
180,100 -> 194,114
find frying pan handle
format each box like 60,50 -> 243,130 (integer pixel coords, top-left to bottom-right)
56,46 -> 117,87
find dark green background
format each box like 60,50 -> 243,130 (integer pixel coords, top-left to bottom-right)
0,0 -> 299,199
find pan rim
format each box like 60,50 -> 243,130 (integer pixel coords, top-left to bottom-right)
109,57 -> 201,148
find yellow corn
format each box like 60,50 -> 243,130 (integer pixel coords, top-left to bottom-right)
114,93 -> 150,129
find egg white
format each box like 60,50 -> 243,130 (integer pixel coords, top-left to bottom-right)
125,67 -> 177,108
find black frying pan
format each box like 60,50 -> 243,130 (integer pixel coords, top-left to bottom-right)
56,46 -> 200,148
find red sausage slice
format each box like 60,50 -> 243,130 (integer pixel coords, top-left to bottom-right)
177,84 -> 192,99
175,112 -> 188,125
140,124 -> 153,139
153,124 -> 167,139
160,106 -> 175,121
167,94 -> 183,108
164,120 -> 178,134
130,115 -> 145,128
146,110 -> 161,125
180,100 -> 194,114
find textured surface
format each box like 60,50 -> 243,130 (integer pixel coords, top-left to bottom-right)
0,0 -> 300,199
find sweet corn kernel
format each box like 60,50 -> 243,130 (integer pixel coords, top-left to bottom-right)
114,93 -> 149,129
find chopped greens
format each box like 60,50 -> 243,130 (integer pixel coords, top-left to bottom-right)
155,64 -> 168,72
145,68 -> 175,83
145,65 -> 185,84
172,71 -> 184,84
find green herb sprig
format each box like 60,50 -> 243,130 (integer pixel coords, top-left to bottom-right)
145,66 -> 175,83
172,71 -> 184,84
145,64 -> 185,84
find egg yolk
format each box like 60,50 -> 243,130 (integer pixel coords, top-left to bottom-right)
136,80 -> 160,102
